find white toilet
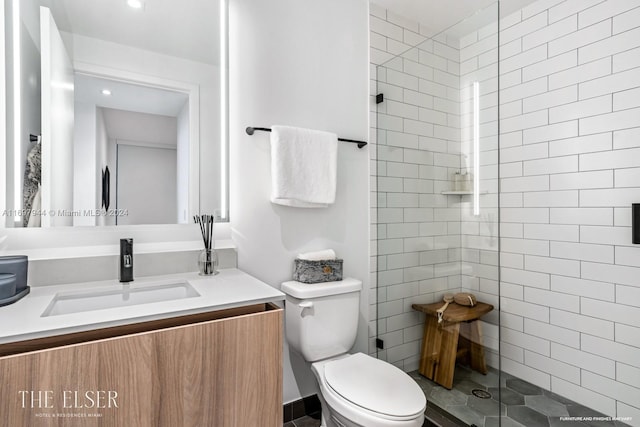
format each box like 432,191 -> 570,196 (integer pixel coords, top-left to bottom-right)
282,278 -> 426,427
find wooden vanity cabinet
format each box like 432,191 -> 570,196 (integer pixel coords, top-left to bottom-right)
0,303 -> 283,427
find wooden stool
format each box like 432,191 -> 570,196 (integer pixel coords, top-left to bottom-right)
412,301 -> 493,389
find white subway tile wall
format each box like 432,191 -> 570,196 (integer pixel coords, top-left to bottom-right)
494,0 -> 640,422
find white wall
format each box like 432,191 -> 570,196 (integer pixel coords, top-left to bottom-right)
72,101 -> 96,226
494,0 -> 640,422
116,143 -> 177,226
229,0 -> 370,404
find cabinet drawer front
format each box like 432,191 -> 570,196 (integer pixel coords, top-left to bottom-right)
0,306 -> 283,427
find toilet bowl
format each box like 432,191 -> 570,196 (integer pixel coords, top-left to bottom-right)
312,353 -> 426,427
282,278 -> 426,427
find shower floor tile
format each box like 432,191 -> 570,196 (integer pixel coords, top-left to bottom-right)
413,365 -> 630,427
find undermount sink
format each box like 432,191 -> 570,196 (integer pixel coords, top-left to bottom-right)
41,280 -> 200,317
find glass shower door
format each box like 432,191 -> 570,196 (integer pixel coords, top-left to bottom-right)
373,3 -> 500,425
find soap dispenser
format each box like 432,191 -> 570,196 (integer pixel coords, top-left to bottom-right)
119,238 -> 134,283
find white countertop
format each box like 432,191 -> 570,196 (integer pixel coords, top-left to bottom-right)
0,268 -> 284,345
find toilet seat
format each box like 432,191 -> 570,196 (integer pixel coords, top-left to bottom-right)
315,353 -> 426,423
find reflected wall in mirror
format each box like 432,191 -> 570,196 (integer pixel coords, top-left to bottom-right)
2,0 -> 228,227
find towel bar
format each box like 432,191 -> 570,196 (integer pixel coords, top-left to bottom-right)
245,126 -> 367,149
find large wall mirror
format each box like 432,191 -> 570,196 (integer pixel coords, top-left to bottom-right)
2,0 -> 228,228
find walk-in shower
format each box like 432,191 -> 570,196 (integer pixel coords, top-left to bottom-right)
372,0 -> 640,425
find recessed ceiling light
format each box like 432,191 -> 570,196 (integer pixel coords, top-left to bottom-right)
127,0 -> 144,9
101,89 -> 112,96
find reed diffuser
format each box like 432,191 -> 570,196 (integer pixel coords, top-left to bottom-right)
194,214 -> 218,275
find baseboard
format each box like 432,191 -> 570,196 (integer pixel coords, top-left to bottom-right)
283,394 -> 322,423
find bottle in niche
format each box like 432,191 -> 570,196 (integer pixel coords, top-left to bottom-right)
460,170 -> 471,192
453,170 -> 462,191
465,172 -> 474,192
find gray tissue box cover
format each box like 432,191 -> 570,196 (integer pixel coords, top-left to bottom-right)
293,259 -> 343,283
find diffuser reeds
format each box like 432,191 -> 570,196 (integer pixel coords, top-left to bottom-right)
194,214 -> 215,250
194,214 -> 218,275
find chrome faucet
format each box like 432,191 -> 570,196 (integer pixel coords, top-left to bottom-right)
119,238 -> 133,283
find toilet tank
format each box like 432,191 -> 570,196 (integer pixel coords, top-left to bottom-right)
282,278 -> 362,362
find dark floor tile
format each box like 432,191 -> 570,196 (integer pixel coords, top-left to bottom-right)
467,395 -> 505,416
422,418 -> 436,427
409,370 -> 424,380
454,378 -> 488,395
526,395 -> 570,417
549,416 -> 589,427
566,404 -> 609,418
484,416 -> 527,427
413,375 -> 437,395
421,380 -> 437,392
499,370 -> 517,381
506,378 -> 544,396
453,365 -> 473,380
444,404 -> 486,427
292,415 -> 321,427
570,418 -> 620,427
489,387 -> 525,406
283,422 -> 295,427
566,405 -> 620,427
308,411 -> 321,420
508,405 -> 551,427
543,389 -> 579,405
426,404 -> 464,427
411,365 -> 627,427
468,370 -> 501,388
429,387 -> 468,408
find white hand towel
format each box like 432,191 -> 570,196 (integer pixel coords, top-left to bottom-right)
270,125 -> 337,208
297,249 -> 336,261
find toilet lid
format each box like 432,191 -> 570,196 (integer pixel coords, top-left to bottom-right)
324,353 -> 425,418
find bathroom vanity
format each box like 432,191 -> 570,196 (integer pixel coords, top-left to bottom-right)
0,269 -> 284,427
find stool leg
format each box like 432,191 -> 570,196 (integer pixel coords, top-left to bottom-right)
418,316 -> 440,381
434,322 -> 460,390
458,322 -> 471,367
469,320 -> 488,374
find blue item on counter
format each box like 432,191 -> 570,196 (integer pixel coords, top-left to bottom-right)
0,256 -> 30,307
